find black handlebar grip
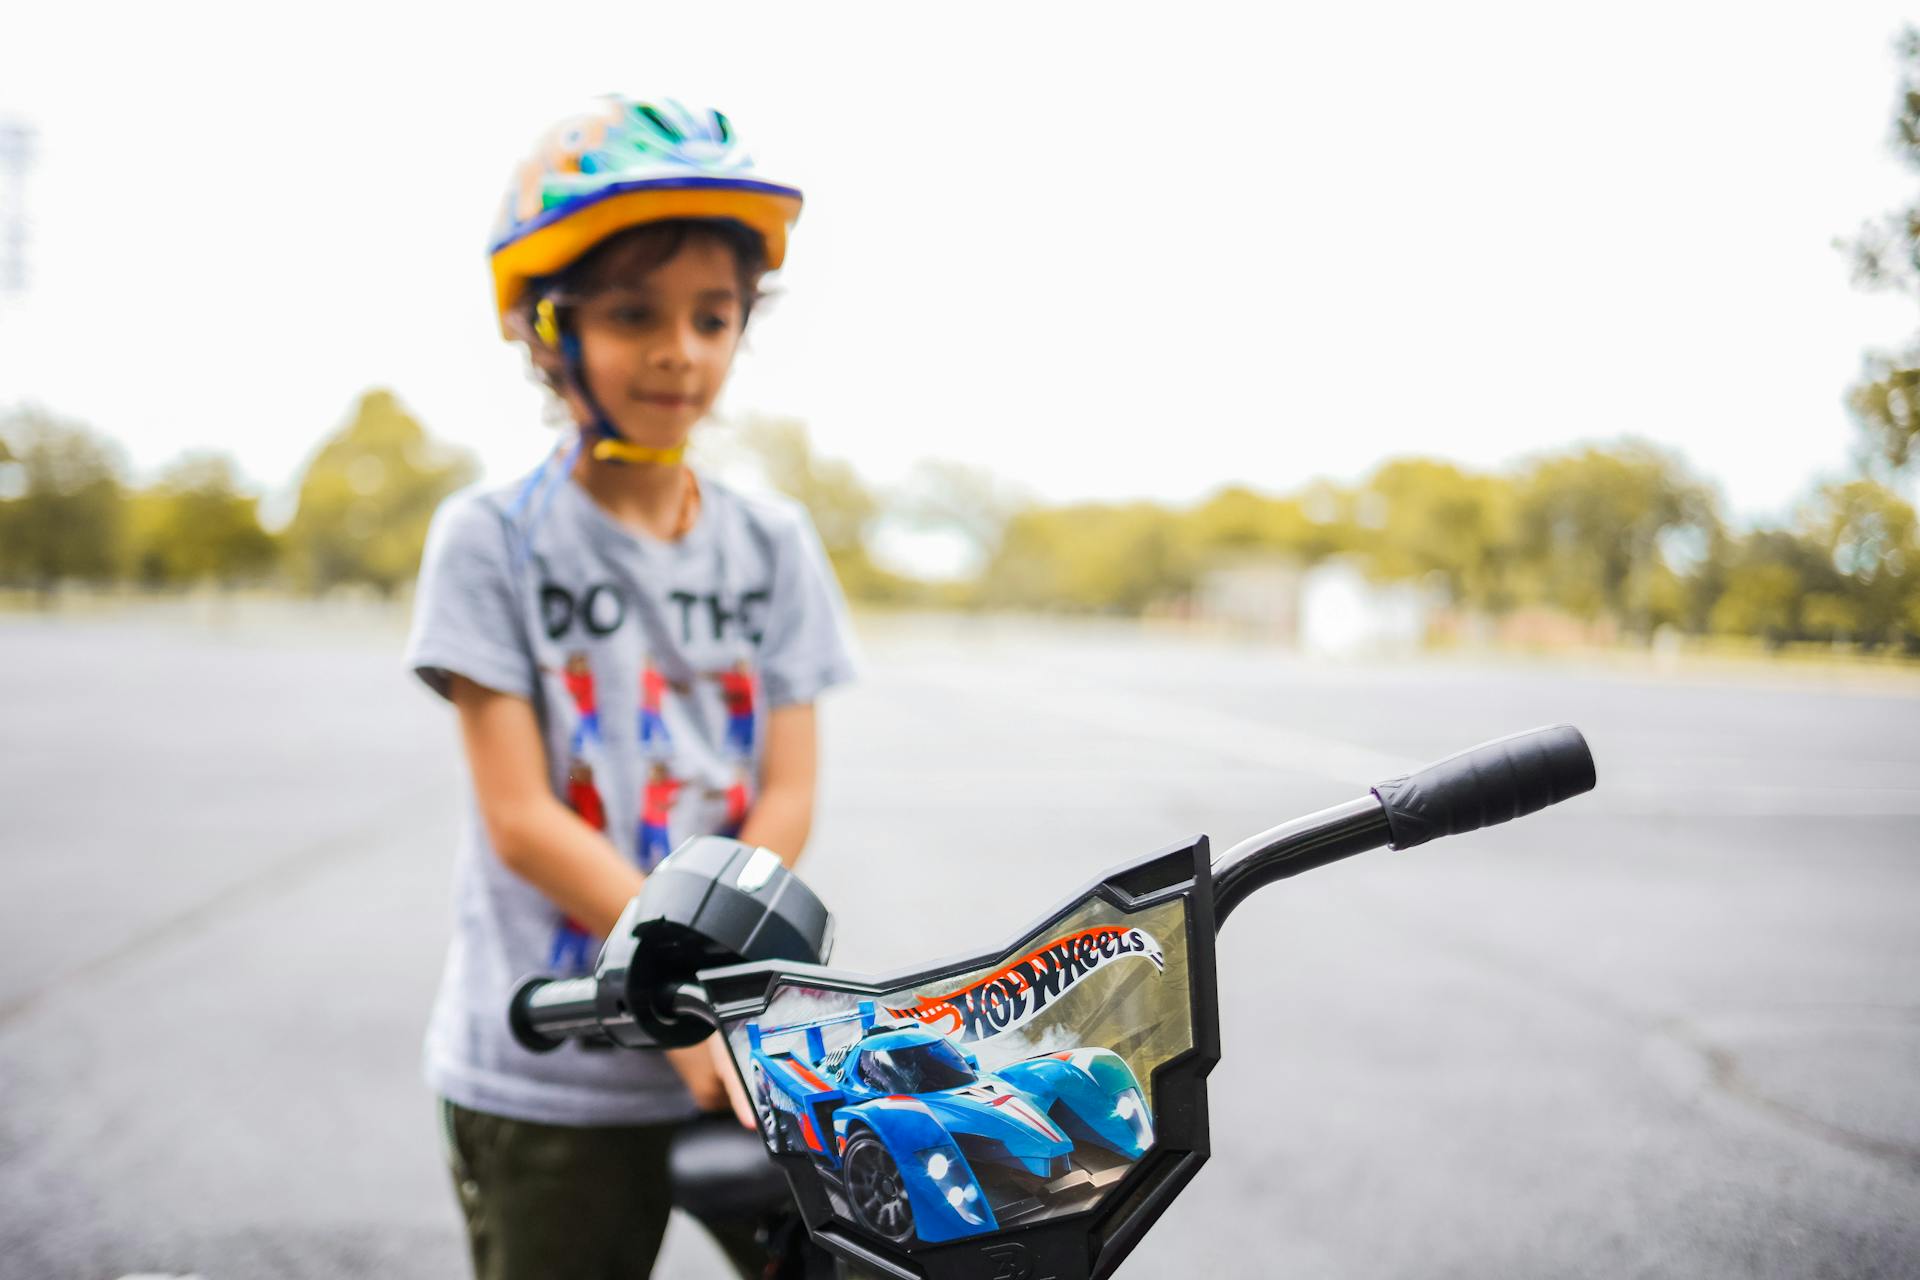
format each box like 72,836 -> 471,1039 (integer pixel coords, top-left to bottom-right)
1370,724 -> 1595,850
509,975 -> 601,1053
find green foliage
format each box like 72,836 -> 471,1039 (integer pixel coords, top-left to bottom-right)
1510,443 -> 1722,635
979,501 -> 1203,613
3,387 -> 1912,656
1360,459 -> 1520,609
1800,592 -> 1862,640
734,418 -> 876,561
1846,355 -> 1918,471
971,483 -> 1376,614
894,459 -> 1031,572
728,417 -> 925,604
128,452 -> 278,588
958,440 -> 1920,655
0,406 -> 128,591
1800,477 -> 1919,643
1842,26 -> 1920,473
739,417 -> 938,604
1700,484 -> 1920,650
1185,485 -> 1347,562
1708,554 -> 1805,644
284,390 -> 477,596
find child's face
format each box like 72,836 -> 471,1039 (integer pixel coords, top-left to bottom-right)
567,237 -> 746,447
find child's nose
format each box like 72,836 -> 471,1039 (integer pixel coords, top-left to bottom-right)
649,320 -> 700,370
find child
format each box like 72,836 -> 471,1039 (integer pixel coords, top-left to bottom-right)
405,96 -> 858,1280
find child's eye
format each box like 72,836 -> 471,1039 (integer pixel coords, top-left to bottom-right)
610,304 -> 652,326
696,312 -> 733,335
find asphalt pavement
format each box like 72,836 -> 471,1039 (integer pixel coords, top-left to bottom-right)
2,607 -> 1916,1279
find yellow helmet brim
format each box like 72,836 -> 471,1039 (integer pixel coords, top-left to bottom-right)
491,185 -> 802,336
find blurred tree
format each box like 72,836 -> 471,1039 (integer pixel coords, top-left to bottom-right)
1707,545 -> 1810,646
893,458 -> 1031,571
1800,478 -> 1919,645
1847,358 -> 1919,472
1182,485 -> 1351,564
1361,459 -> 1520,610
972,507 -> 1074,610
284,390 -> 477,596
0,406 -> 127,594
1673,522 -> 1738,635
979,501 -> 1198,613
735,417 -> 877,557
1799,591 -> 1863,641
1841,26 -> 1920,472
1512,442 -> 1722,636
728,416 -> 919,602
128,452 -> 278,588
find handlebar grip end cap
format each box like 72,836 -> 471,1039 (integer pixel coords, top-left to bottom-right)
508,977 -> 565,1054
1371,723 -> 1596,850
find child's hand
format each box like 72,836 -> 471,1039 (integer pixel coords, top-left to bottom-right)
710,1036 -> 757,1130
665,1041 -> 757,1130
665,1043 -> 728,1111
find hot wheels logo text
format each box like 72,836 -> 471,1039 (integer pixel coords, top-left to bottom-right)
886,926 -> 1165,1044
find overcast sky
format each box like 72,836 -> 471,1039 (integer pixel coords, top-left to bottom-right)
2,2 -> 1915,530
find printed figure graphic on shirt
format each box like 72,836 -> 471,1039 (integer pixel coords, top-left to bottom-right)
558,651 -> 601,756
711,659 -> 758,757
549,758 -> 606,973
710,764 -> 753,838
638,762 -> 685,871
565,755 -> 607,831
637,658 -> 674,759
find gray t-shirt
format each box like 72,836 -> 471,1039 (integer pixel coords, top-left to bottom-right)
405,470 -> 858,1125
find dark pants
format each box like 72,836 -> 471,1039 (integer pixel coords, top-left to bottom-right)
441,1099 -> 765,1280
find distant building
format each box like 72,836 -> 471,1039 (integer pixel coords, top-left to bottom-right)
1193,557 -> 1305,642
1195,555 -> 1439,656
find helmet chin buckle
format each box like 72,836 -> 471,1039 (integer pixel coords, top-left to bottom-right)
590,437 -> 687,466
533,297 -> 563,348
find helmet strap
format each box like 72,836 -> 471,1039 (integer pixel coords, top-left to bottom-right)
554,323 -> 687,469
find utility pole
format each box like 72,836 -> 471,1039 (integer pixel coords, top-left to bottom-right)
0,120 -> 35,295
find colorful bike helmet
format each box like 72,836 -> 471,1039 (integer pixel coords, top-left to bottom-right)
490,96 -> 802,471
489,96 -> 803,335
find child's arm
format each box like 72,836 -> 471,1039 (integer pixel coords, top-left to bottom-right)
699,699 -> 819,1129
734,703 -> 817,865
450,675 -> 643,937
450,675 -> 744,1117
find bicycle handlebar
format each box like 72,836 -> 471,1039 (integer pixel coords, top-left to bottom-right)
508,975 -> 604,1051
1210,723 -> 1595,925
1371,723 -> 1596,849
509,725 -> 1596,1050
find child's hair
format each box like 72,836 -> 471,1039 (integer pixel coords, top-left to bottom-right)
511,217 -> 771,397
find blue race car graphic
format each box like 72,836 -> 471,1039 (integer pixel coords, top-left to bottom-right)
744,1001 -> 1155,1245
